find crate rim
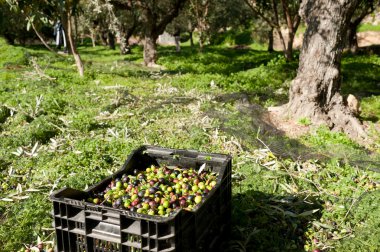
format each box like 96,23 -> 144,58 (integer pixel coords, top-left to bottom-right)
50,145 -> 232,222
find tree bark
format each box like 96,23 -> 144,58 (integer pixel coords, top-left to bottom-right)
285,30 -> 295,59
199,31 -> 205,52
144,34 -> 158,66
74,14 -> 78,42
108,31 -> 116,50
30,21 -> 56,54
347,23 -> 359,54
119,31 -> 130,54
65,5 -> 84,77
120,24 -> 136,55
268,28 -> 274,52
90,30 -> 96,47
189,31 -> 194,47
245,0 -> 300,61
140,0 -> 186,66
345,1 -> 375,54
285,0 -> 367,142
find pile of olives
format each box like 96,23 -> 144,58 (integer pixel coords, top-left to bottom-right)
88,165 -> 218,216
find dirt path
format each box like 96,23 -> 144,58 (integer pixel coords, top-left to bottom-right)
273,31 -> 380,50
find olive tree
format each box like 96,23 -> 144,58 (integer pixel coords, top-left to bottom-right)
346,0 -> 379,53
135,0 -> 187,66
282,0 -> 368,141
5,0 -> 84,76
244,0 -> 301,61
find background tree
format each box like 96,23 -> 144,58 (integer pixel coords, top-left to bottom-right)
80,0 -> 120,49
346,0 -> 379,53
179,0 -> 250,50
61,0 -> 84,76
0,1 -> 32,45
206,0 -> 252,46
244,0 -> 301,60
283,0 -> 367,141
4,0 -> 57,51
110,0 -> 141,54
189,0 -> 210,51
134,0 -> 187,66
4,0 -> 84,76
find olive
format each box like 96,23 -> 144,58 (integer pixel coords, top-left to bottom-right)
143,197 -> 151,203
187,195 -> 195,201
149,201 -> 157,209
146,187 -> 154,195
180,199 -> 187,207
138,191 -> 145,198
113,199 -> 121,208
163,200 -> 170,208
158,178 -> 165,184
88,164 -> 218,215
194,195 -> 202,204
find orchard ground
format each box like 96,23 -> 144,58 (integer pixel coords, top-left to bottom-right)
0,38 -> 379,251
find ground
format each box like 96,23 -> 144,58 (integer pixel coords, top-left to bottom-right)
273,30 -> 380,50
0,38 -> 379,252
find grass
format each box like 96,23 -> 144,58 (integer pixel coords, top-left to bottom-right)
0,37 -> 379,251
357,23 -> 380,32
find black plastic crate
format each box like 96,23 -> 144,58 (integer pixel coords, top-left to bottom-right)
51,145 -> 232,252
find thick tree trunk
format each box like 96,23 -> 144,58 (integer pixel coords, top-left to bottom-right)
268,28 -> 274,52
285,0 -> 367,142
140,0 -> 186,65
144,34 -> 158,66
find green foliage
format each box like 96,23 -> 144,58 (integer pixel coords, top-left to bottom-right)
358,23 -> 380,32
0,39 -> 379,252
298,117 -> 311,126
303,126 -> 361,149
335,191 -> 380,252
0,194 -> 51,251
0,106 -> 12,124
212,29 -> 255,45
0,37 -> 29,66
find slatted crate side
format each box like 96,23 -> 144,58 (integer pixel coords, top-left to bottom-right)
51,146 -> 232,252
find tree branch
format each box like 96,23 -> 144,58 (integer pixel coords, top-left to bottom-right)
30,21 -> 56,54
156,0 -> 187,35
244,0 -> 278,28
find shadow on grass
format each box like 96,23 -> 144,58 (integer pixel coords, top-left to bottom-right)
205,92 -> 321,160
342,62 -> 380,97
222,190 -> 322,252
158,46 -> 284,75
207,92 -> 380,171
